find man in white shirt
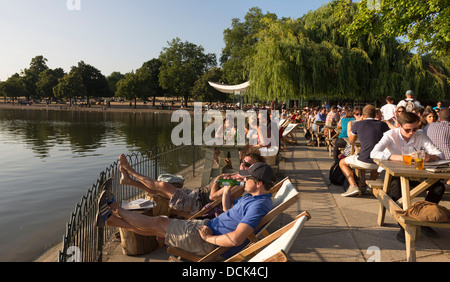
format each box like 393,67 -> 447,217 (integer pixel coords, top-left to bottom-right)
371,112 -> 445,242
380,96 -> 397,124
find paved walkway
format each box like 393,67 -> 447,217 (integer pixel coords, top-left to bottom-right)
102,128 -> 450,262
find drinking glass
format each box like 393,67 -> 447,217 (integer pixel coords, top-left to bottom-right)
402,147 -> 414,165
414,150 -> 425,170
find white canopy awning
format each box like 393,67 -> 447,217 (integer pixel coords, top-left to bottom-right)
208,81 -> 250,94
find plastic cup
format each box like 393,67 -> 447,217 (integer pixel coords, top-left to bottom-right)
402,147 -> 414,165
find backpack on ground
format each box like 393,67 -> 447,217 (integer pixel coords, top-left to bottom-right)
329,158 -> 346,185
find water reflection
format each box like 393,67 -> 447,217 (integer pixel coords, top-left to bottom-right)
0,109 -> 177,158
0,108 -> 181,261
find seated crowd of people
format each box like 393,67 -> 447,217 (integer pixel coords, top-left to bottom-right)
300,90 -> 449,243
96,90 -> 449,257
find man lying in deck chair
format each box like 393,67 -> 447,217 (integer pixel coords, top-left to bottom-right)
117,150 -> 264,215
98,162 -> 275,258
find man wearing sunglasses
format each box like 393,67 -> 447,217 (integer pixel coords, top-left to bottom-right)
371,112 -> 445,242
117,150 -> 265,216
100,162 -> 274,259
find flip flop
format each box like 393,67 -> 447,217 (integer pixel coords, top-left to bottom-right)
100,178 -> 113,193
97,190 -> 116,227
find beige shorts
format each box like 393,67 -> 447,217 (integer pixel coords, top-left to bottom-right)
165,218 -> 216,256
344,155 -> 379,170
169,187 -> 203,214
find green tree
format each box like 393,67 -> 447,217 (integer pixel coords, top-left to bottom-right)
22,55 -> 49,100
36,68 -> 65,100
106,71 -> 125,96
1,73 -> 28,104
136,59 -> 164,106
116,71 -> 141,108
72,61 -> 112,105
221,7 -> 277,84
53,68 -> 86,104
159,38 -> 216,107
192,67 -> 229,102
333,0 -> 450,56
247,3 -> 449,102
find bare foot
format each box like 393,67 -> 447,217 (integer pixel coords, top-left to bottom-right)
120,167 -> 132,186
118,154 -> 135,173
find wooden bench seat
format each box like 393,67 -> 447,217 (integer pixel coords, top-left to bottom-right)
366,180 -> 384,190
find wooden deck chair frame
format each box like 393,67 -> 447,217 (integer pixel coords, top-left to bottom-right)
279,119 -> 293,151
225,211 -> 311,262
281,123 -> 298,148
167,177 -> 299,262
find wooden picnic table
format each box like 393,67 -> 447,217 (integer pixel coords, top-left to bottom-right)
310,122 -> 325,147
325,125 -> 339,156
372,159 -> 450,262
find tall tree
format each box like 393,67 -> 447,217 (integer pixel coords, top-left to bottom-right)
192,67 -> 228,102
106,71 -> 125,96
1,73 -> 28,104
22,55 -> 49,100
53,68 -> 86,105
220,7 -> 277,84
72,61 -> 112,105
333,0 -> 449,56
136,59 -> 164,106
159,38 -> 216,107
116,71 -> 141,108
36,68 -> 65,100
247,3 -> 449,102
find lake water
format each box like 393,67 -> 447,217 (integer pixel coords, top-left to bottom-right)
0,108 -> 178,261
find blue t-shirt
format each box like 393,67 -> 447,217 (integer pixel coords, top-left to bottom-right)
207,193 -> 272,258
338,117 -> 355,138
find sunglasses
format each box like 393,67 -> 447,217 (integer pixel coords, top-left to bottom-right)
354,113 -> 361,116
402,127 -> 419,133
241,161 -> 252,168
245,176 -> 258,183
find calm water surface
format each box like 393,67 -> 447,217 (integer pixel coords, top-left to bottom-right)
0,108 -> 178,261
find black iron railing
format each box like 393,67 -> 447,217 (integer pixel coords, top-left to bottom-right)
58,144 -> 204,262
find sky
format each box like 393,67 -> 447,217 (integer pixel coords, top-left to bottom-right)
0,0 -> 331,81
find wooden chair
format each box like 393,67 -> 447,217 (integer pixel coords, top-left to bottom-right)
167,177 -> 300,262
282,123 -> 298,144
225,211 -> 311,262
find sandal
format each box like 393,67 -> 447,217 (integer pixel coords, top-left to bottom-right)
100,178 -> 113,193
97,190 -> 116,227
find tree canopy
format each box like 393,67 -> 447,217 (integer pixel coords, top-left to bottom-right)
2,2 -> 448,105
334,0 -> 449,57
246,3 -> 449,103
158,38 -> 217,106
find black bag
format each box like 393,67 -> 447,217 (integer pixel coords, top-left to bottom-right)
329,158 -> 346,185
304,130 -> 311,140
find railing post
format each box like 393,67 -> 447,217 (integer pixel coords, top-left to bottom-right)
192,143 -> 196,177
154,146 -> 158,178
